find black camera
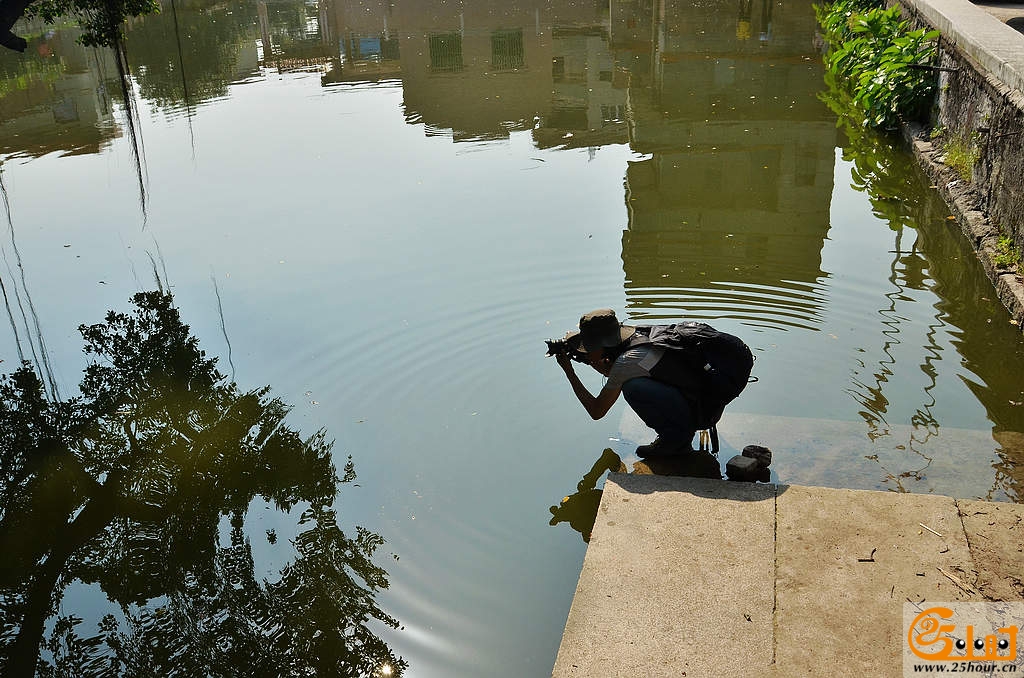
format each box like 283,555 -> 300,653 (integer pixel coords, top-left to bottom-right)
545,331 -> 588,363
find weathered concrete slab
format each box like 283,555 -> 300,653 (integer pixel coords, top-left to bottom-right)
957,499 -> 1024,601
553,476 -> 1024,677
551,474 -> 776,677
775,485 -> 978,676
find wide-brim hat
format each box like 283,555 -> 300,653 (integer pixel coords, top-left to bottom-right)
578,309 -> 635,352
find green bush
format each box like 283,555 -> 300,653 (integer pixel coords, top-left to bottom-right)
996,234 -> 1021,269
816,0 -> 940,128
943,134 -> 981,182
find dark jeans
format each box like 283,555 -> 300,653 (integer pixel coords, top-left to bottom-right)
621,377 -> 697,446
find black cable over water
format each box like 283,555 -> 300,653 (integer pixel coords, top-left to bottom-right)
0,171 -> 60,400
211,274 -> 236,383
1,252 -> 43,385
152,236 -> 171,290
145,252 -> 163,294
112,36 -> 149,227
0,270 -> 25,364
143,234 -> 172,298
0,172 -> 24,364
169,0 -> 196,155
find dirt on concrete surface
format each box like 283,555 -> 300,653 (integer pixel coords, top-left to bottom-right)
957,499 -> 1024,600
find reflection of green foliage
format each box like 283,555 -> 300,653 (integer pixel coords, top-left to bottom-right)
0,57 -> 66,100
124,0 -> 259,110
816,0 -> 939,128
23,0 -> 160,47
819,67 -> 926,231
942,134 -> 980,183
0,291 -> 406,677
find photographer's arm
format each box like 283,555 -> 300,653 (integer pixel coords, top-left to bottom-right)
557,354 -> 620,420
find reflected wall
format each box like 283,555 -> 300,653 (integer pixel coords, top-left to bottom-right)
621,0 -> 835,330
326,0 -> 624,142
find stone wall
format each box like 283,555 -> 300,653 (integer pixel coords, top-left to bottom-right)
894,0 -> 1024,326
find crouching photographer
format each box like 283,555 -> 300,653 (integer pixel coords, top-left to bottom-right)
547,309 -> 754,458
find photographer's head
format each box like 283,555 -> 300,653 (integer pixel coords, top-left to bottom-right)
578,309 -> 634,375
578,309 -> 635,351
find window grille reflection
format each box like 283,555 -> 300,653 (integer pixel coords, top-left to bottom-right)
491,29 -> 524,71
429,32 -> 463,72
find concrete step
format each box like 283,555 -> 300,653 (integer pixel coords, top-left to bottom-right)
614,408 -> 1022,500
552,475 -> 1024,677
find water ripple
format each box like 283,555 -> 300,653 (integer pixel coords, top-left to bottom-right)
625,279 -> 830,332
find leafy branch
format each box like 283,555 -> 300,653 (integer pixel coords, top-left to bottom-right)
816,0 -> 940,128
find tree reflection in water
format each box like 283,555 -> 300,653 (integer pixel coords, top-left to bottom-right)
0,291 -> 405,677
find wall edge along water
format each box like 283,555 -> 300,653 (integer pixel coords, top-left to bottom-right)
890,0 -> 1024,332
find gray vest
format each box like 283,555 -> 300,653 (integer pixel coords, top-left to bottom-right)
623,322 -> 753,428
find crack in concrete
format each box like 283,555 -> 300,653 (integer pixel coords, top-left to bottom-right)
953,498 -> 983,593
771,483 -> 779,668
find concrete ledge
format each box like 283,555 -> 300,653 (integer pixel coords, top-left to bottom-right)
553,476 -> 1024,677
552,476 -> 776,677
775,485 -> 976,675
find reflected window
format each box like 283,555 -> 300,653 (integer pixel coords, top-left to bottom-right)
795,143 -> 818,187
342,34 -> 399,62
551,47 -> 586,82
359,36 -> 382,58
52,98 -> 79,123
552,56 -> 565,81
549,106 -> 588,129
491,29 -> 524,71
429,32 -> 463,72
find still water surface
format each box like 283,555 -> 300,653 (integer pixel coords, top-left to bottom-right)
2,0 -> 1024,675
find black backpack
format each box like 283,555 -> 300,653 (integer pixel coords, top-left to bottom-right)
625,322 -> 754,429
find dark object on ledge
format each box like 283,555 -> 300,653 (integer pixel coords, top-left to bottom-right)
726,444 -> 772,482
742,444 -> 772,468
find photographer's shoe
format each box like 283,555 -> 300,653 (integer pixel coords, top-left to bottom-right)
635,437 -> 690,459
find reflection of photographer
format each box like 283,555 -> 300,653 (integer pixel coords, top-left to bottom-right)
548,449 -> 623,543
548,309 -> 754,458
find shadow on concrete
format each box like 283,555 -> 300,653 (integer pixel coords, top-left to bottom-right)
631,450 -> 725,480
612,471 -> 784,503
549,447 -> 783,542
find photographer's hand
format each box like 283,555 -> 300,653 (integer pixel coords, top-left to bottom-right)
558,353 -> 620,420
556,352 -> 573,372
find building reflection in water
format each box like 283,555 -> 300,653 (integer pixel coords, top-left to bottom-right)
323,0 -> 628,143
621,0 -> 834,330
322,0 -> 833,330
2,0 -> 1022,500
0,27 -> 119,159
